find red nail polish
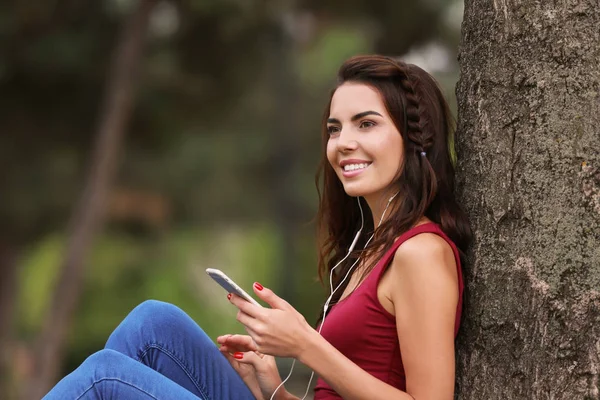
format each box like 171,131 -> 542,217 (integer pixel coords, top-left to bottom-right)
227,293 -> 232,300
254,282 -> 264,291
233,352 -> 244,359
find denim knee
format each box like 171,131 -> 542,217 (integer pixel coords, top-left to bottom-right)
105,300 -> 208,354
80,349 -> 123,374
120,300 -> 184,330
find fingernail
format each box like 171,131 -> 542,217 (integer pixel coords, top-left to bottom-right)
254,282 -> 264,291
227,293 -> 232,300
233,352 -> 244,359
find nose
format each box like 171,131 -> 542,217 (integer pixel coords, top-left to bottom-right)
336,128 -> 359,153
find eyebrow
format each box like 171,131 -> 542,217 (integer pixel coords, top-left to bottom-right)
327,110 -> 383,124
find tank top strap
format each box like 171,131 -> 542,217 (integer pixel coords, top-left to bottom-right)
372,222 -> 445,282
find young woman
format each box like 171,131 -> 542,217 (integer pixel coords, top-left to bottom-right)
44,55 -> 472,400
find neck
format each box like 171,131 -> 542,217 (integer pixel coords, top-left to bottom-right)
364,190 -> 399,230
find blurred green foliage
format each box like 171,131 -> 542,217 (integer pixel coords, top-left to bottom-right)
16,224 -> 324,374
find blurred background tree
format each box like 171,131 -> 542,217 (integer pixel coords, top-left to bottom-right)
0,0 -> 463,398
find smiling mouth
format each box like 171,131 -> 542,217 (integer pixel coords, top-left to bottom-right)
342,162 -> 371,172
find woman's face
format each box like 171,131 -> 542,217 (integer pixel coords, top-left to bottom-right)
326,82 -> 404,202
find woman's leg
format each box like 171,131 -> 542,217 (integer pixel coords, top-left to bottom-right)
104,300 -> 255,400
43,349 -> 202,400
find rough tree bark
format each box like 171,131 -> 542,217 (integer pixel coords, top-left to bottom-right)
26,1 -> 157,398
455,0 -> 599,398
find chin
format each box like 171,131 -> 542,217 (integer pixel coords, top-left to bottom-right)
341,183 -> 374,198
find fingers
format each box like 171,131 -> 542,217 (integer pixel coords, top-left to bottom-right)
218,334 -> 258,353
252,283 -> 291,310
225,297 -> 265,342
216,334 -> 233,344
220,349 -> 246,371
219,344 -> 264,359
220,349 -> 238,365
236,309 -> 262,333
229,294 -> 264,318
220,347 -> 263,367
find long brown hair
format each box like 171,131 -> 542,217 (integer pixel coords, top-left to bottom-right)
315,55 -> 472,318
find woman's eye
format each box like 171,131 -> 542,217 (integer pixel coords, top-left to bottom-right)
359,120 -> 376,129
327,125 -> 340,135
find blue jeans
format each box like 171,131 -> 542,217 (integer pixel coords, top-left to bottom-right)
43,300 -> 256,400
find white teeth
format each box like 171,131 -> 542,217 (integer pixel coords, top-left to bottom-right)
343,163 -> 369,172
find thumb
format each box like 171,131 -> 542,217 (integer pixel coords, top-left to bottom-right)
223,349 -> 263,368
221,334 -> 258,353
253,282 -> 290,310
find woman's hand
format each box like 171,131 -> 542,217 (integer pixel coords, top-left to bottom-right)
228,282 -> 317,360
217,334 -> 294,400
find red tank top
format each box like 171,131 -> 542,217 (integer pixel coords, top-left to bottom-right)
313,222 -> 464,399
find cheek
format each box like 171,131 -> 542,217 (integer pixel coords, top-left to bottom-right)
378,135 -> 404,172
326,140 -> 337,169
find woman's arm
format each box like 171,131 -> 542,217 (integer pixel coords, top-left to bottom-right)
230,235 -> 458,400
299,233 -> 458,400
390,233 -> 459,399
299,330 -> 415,400
230,287 -> 413,400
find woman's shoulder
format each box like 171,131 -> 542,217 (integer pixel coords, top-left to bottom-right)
395,231 -> 454,261
388,224 -> 458,282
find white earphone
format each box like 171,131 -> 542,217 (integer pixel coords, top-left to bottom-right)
270,192 -> 399,400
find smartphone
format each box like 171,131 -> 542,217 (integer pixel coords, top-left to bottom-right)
205,268 -> 262,307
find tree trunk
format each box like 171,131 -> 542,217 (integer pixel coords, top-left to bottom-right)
455,0 -> 599,398
26,1 -> 157,398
